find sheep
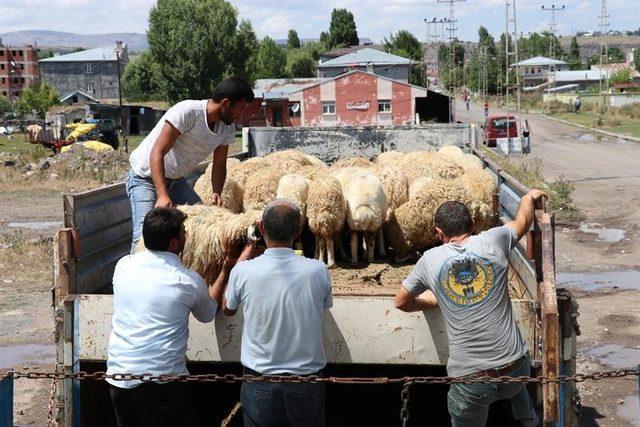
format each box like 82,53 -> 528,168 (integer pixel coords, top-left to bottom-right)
455,168 -> 497,232
372,166 -> 409,256
306,174 -> 346,268
136,204 -> 261,284
194,161 -> 244,213
437,145 -> 464,159
374,150 -> 404,167
383,179 -> 471,261
276,174 -> 310,226
242,167 -> 286,212
453,153 -> 484,172
298,163 -> 329,180
229,157 -> 269,187
335,167 -> 388,263
408,176 -> 435,199
399,151 -> 464,181
331,156 -> 373,169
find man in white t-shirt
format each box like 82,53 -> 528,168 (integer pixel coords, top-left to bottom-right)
107,207 -> 242,426
127,77 -> 254,250
224,200 -> 333,427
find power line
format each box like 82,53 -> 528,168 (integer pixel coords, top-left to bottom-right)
437,0 -> 466,123
598,0 -> 610,117
541,3 -> 566,109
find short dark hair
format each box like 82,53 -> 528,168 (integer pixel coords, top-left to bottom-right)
211,77 -> 254,104
434,201 -> 473,237
142,207 -> 187,251
262,200 -> 301,243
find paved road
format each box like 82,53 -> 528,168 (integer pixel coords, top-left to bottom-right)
456,101 -> 640,272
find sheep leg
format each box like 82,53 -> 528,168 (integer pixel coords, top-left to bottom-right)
318,238 -> 326,264
295,240 -> 303,251
364,232 -> 376,263
350,232 -> 359,264
314,237 -> 320,259
337,234 -> 348,259
326,238 -> 336,269
377,229 -> 386,257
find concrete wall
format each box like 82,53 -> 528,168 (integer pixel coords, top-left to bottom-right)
248,124 -> 471,162
40,59 -> 127,100
543,93 -> 640,107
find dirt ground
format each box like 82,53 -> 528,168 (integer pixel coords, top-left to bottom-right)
1,114 -> 639,425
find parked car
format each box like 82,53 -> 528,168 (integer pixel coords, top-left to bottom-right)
483,115 -> 518,147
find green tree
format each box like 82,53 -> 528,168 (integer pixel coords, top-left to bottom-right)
147,0 -> 248,103
232,20 -> 260,84
285,49 -> 315,77
383,30 -> 424,86
255,37 -> 286,79
287,29 -> 301,49
568,36 -> 582,70
0,95 -> 13,115
634,48 -> 640,72
122,52 -> 164,101
606,46 -> 626,63
319,31 -> 331,49
303,41 -> 327,61
609,68 -> 631,85
16,82 -> 59,118
327,8 -> 358,48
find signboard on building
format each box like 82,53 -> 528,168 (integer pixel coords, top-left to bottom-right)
346,101 -> 370,110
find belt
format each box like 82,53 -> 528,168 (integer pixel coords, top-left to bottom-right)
243,367 -> 325,377
466,355 -> 527,379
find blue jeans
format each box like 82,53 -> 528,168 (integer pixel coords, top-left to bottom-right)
125,170 -> 201,252
448,353 -> 539,427
240,369 -> 325,427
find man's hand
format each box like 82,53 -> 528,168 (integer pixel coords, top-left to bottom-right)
154,194 -> 173,208
506,188 -> 548,240
211,193 -> 223,206
527,189 -> 547,202
221,255 -> 237,273
394,287 -> 438,312
237,243 -> 264,263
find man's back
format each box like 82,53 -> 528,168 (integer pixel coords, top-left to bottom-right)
107,250 -> 216,388
226,248 -> 332,375
403,226 -> 527,377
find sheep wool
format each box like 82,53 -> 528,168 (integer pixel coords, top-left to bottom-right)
455,168 -> 497,231
242,167 -> 286,212
307,175 -> 346,268
276,174 -> 311,221
374,150 -> 404,167
373,165 -> 409,214
194,162 -> 244,213
331,156 -> 372,169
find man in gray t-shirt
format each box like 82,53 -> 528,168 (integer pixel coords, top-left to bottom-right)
395,189 -> 546,427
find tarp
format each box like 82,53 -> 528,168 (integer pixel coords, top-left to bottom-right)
65,123 -> 96,141
60,140 -> 114,153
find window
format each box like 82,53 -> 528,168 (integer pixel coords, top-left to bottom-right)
19,63 -> 24,70
1,91 -> 5,96
378,100 -> 391,113
13,77 -> 19,84
288,102 -> 301,118
0,51 -> 3,56
1,78 -> 4,83
18,50 -> 23,56
15,91 -> 20,97
11,50 -> 16,56
0,64 -> 4,70
21,77 -> 25,83
87,83 -> 95,93
322,101 -> 335,115
85,63 -> 94,74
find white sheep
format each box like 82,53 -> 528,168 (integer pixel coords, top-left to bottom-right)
194,160 -> 244,213
306,174 -> 346,268
334,167 -> 388,263
242,167 -> 286,212
276,174 -> 311,250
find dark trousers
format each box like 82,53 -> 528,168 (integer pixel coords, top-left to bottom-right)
241,368 -> 326,427
109,382 -> 199,427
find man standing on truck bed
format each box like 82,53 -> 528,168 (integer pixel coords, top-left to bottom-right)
224,200 -> 332,427
126,77 -> 254,250
394,189 -> 546,427
106,207 -> 251,427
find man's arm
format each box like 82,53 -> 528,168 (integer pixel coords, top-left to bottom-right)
223,243 -> 262,317
210,145 -> 229,206
505,189 -> 548,240
394,287 -> 438,312
150,122 -> 181,208
209,257 -> 234,308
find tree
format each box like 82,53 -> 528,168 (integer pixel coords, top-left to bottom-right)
568,37 -> 582,70
304,41 -> 327,61
0,95 -> 13,115
255,37 -> 286,79
609,68 -> 631,85
327,8 -> 358,48
232,20 -> 260,84
384,30 -> 424,86
285,49 -> 315,77
287,29 -> 301,49
147,0 -> 248,103
122,51 -> 164,101
606,46 -> 626,63
634,49 -> 640,72
16,82 -> 59,118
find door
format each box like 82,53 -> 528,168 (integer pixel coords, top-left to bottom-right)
272,106 -> 283,127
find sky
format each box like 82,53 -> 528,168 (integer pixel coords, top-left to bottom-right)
0,0 -> 638,43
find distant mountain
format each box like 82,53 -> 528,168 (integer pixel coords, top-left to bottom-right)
0,30 -> 148,52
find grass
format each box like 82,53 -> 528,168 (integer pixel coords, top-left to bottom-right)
547,102 -> 640,139
480,147 -> 581,223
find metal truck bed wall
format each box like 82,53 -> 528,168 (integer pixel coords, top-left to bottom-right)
53,125 -> 577,426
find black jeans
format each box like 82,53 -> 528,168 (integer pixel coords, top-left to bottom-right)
109,381 -> 199,427
241,368 -> 326,427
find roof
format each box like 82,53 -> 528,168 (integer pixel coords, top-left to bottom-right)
60,90 -> 99,103
553,70 -> 603,82
317,48 -> 415,68
320,45 -> 383,60
511,56 -> 568,67
591,63 -> 640,78
39,44 -> 126,62
253,78 -> 329,100
543,84 -> 580,93
288,69 -> 427,95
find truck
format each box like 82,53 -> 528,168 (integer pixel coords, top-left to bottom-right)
51,123 -> 580,426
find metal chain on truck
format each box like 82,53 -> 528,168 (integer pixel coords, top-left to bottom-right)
46,378 -> 58,427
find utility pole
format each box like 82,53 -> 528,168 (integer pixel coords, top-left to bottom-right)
115,40 -> 127,153
438,0 -> 466,123
505,0 -> 521,127
424,17 -> 447,90
541,4 -> 565,109
598,0 -> 609,119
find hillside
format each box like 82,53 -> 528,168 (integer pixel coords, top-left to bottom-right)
0,30 -> 148,52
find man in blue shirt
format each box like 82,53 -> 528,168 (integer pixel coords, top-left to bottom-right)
225,200 -> 333,427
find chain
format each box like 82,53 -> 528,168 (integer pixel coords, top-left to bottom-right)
400,381 -> 411,427
2,367 -> 638,385
46,378 -> 58,426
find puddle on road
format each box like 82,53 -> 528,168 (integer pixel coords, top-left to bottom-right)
6,221 -> 62,230
557,270 -> 640,292
578,223 -> 626,243
616,394 -> 639,425
583,344 -> 640,370
0,343 -> 55,369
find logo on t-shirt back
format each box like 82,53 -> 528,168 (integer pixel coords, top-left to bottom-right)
439,254 -> 496,306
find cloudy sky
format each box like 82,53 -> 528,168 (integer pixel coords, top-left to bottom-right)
0,0 -> 638,42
